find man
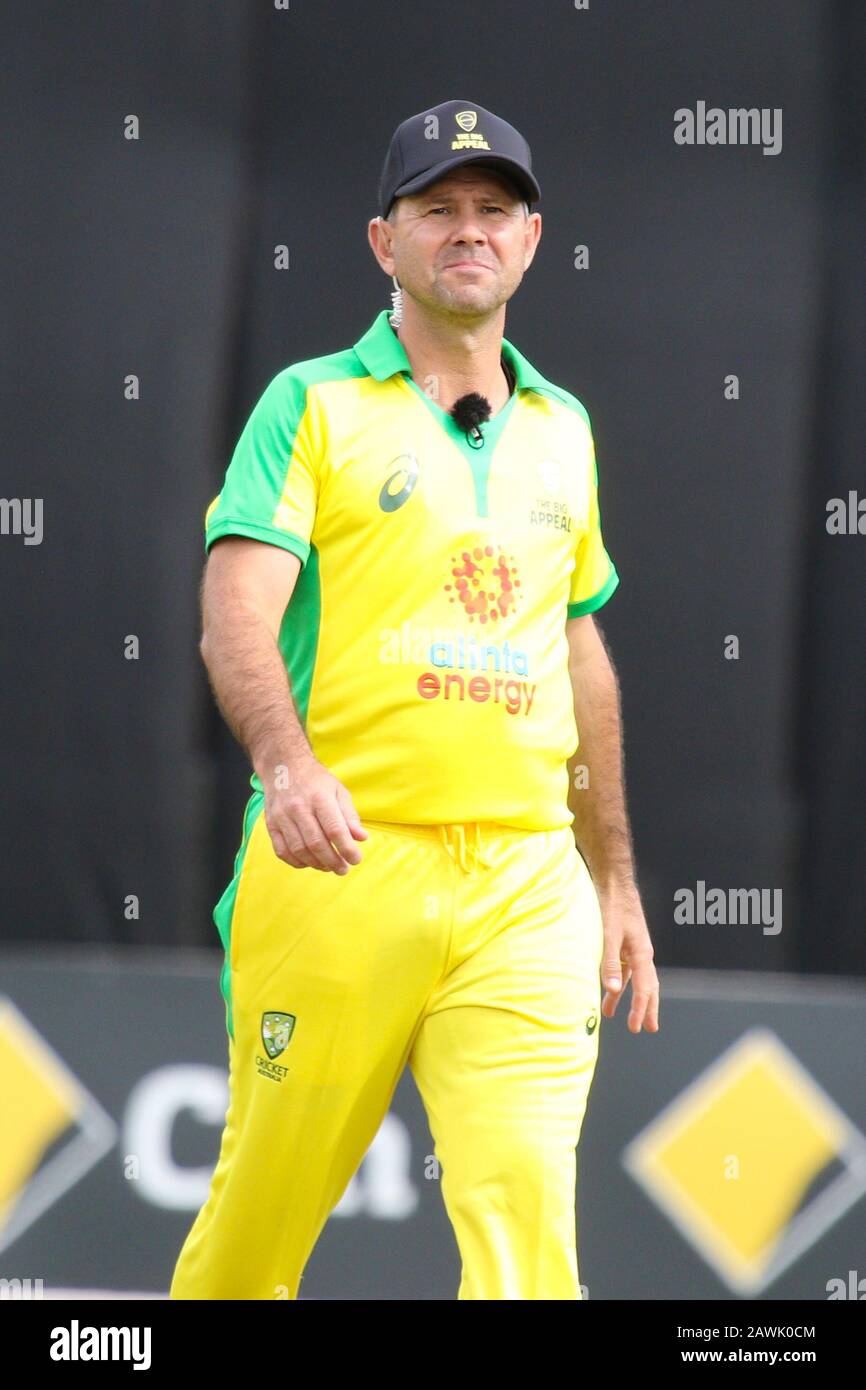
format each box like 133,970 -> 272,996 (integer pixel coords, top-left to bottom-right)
171,98 -> 659,1302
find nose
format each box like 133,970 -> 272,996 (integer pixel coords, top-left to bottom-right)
449,211 -> 489,243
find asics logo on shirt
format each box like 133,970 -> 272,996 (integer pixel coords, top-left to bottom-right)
378,453 -> 420,512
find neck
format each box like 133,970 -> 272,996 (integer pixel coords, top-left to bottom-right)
392,299 -> 512,415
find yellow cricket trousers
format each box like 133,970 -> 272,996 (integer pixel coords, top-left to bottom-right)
170,805 -> 604,1300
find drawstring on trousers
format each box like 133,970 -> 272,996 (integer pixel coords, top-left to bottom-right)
436,822 -> 495,876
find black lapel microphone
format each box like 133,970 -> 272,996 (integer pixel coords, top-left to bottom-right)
450,392 -> 492,447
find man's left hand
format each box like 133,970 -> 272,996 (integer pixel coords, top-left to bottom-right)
597,883 -> 660,1033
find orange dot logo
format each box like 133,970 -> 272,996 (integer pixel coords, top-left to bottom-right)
443,544 -> 521,623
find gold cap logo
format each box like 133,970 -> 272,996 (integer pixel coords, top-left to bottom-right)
455,110 -> 477,132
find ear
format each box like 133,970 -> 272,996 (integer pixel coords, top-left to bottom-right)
368,216 -> 397,278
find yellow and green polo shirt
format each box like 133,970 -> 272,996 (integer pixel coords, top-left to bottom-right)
204,308 -> 619,832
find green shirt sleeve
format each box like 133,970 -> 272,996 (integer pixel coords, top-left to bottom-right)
566,416 -> 620,617
204,369 -> 319,566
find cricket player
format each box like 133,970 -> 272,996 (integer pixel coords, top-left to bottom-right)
171,98 -> 659,1301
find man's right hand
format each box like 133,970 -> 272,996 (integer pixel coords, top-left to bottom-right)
260,755 -> 369,873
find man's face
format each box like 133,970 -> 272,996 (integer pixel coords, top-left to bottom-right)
376,166 -> 541,320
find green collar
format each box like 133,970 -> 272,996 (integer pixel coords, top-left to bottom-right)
352,308 -> 560,399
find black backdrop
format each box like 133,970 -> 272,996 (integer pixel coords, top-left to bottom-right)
1,1 -> 863,974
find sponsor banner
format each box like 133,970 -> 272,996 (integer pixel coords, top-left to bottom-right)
1,954 -> 864,1300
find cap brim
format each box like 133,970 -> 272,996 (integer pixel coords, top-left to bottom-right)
392,153 -> 540,207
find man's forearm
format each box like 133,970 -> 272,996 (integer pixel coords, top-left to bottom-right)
566,636 -> 638,895
200,603 -> 313,787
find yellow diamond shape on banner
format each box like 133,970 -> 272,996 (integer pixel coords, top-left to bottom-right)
0,1012 -> 78,1217
623,1028 -> 866,1293
0,999 -> 116,1252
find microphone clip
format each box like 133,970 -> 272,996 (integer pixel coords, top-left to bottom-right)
450,391 -> 491,449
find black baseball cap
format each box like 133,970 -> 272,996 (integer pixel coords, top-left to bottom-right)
379,99 -> 541,219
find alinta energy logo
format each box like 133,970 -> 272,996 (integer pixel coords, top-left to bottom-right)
623,1028 -> 866,1295
388,545 -> 533,717
383,544 -> 536,717
378,548 -> 535,715
0,999 -> 116,1254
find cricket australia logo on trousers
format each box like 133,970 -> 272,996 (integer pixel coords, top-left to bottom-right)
256,1011 -> 296,1083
